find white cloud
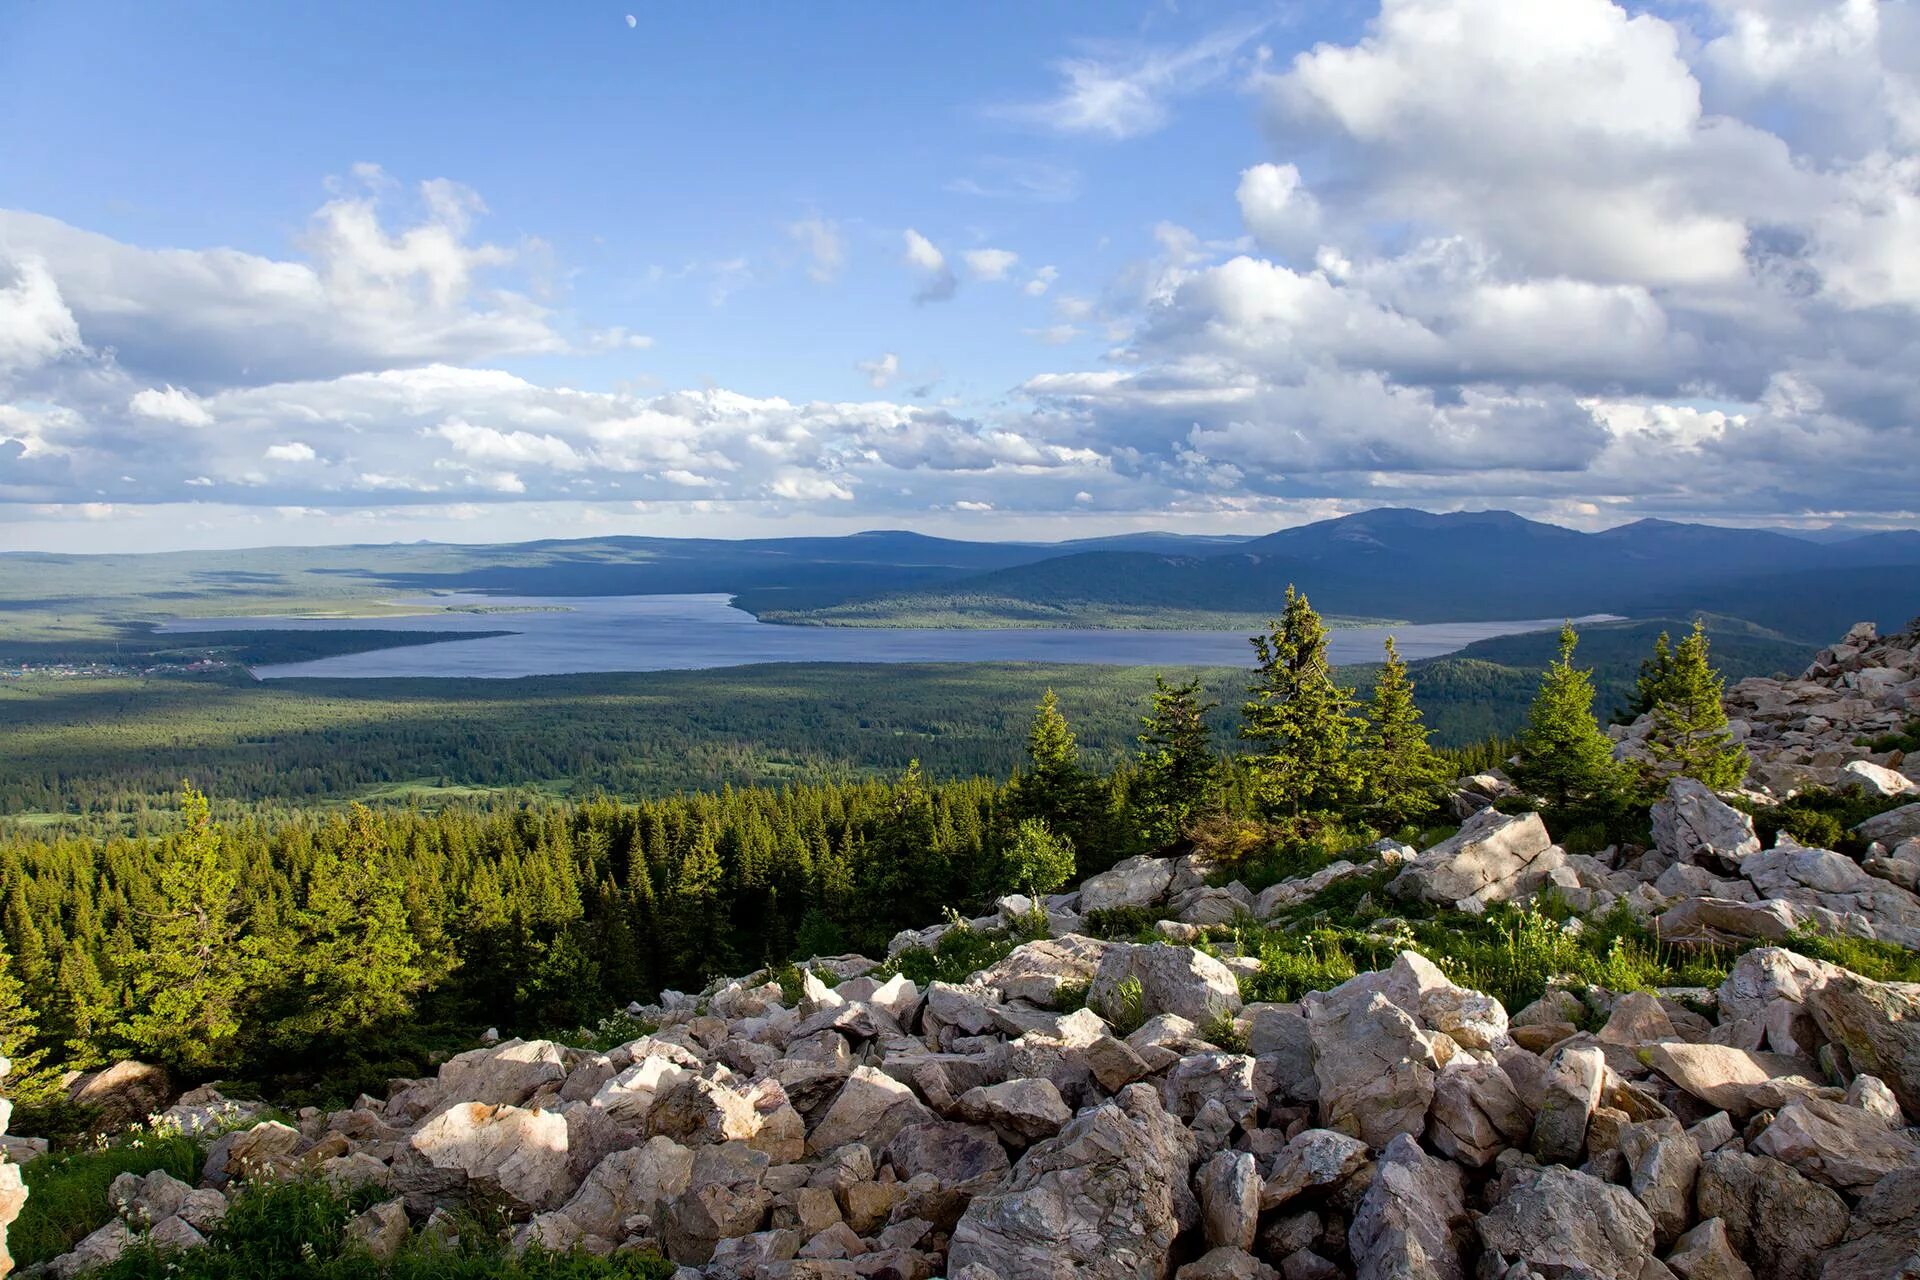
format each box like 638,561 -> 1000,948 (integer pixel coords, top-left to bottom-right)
962,248 -> 1020,281
769,471 -> 855,502
857,352 -> 900,389
1000,22 -> 1269,139
903,229 -> 958,303
0,258 -> 82,379
789,217 -> 845,283
1024,265 -> 1059,297
1236,163 -> 1321,256
129,385 -> 213,427
0,172 -> 565,388
264,441 -> 317,463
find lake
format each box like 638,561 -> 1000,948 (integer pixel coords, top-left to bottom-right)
158,594 -> 1615,679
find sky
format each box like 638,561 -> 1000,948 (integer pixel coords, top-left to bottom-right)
4,0 -> 1920,553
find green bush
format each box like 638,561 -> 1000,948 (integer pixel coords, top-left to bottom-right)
1736,787 -> 1909,855
9,1130 -> 204,1268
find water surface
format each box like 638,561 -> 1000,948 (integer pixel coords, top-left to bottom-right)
159,594 -> 1614,679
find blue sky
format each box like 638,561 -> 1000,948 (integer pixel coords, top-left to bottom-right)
4,0 -> 1920,551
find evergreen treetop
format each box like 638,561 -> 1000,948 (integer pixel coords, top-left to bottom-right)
1644,618 -> 1750,791
1361,636 -> 1450,831
1241,585 -> 1366,827
1510,624 -> 1625,814
1132,675 -> 1221,846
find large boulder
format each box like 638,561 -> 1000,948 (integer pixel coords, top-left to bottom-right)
549,1135 -> 693,1242
805,1066 -> 935,1156
1820,1166 -> 1920,1279
948,1084 -> 1194,1279
1750,1097 -> 1920,1194
1425,1056 -> 1530,1168
435,1039 -> 568,1107
1389,808 -> 1562,909
1693,1149 -> 1849,1280
1089,942 -> 1242,1026
1476,1164 -> 1655,1280
1805,970 -> 1920,1116
1653,778 -> 1761,868
1347,1133 -> 1470,1280
658,1141 -> 772,1266
1855,802 -> 1920,846
971,935 -> 1112,1005
1307,989 -> 1446,1150
396,1102 -> 574,1214
1078,856 -> 1176,913
66,1061 -> 171,1132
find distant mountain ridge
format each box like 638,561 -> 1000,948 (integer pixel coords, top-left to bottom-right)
759,508 -> 1920,642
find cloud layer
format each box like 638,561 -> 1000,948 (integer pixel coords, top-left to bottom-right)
7,0 -> 1920,539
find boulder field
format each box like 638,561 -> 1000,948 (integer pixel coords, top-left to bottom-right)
9,620 -> 1920,1280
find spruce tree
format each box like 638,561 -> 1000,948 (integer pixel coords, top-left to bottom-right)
1623,629 -> 1677,721
1009,690 -> 1103,850
1510,624 -> 1624,814
0,932 -> 60,1110
278,804 -> 426,1044
1360,637 -> 1449,831
1646,619 -> 1750,790
1241,586 -> 1366,826
125,786 -> 259,1072
1132,676 -> 1221,845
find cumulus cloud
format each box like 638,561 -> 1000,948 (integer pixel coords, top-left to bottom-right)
1024,265 -> 1059,297
903,229 -> 958,303
0,171 -> 564,388
962,248 -> 1020,281
264,441 -> 317,463
129,385 -> 213,426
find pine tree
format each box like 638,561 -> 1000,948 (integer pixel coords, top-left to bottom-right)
1623,629 -> 1677,721
1360,637 -> 1449,831
0,932 -> 60,1110
1009,690 -> 1102,841
1241,586 -> 1366,826
1132,676 -> 1221,845
1510,624 -> 1624,813
125,786 -> 259,1072
278,804 -> 426,1044
1645,619 -> 1750,790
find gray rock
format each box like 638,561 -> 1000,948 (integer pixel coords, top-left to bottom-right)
1819,1166 -> 1920,1280
1089,941 -> 1243,1026
1078,856 -> 1176,913
949,1085 -> 1194,1280
1693,1149 -> 1849,1280
1347,1134 -> 1469,1280
1389,808 -> 1562,908
1476,1164 -> 1655,1280
1653,779 -> 1761,869
1197,1150 -> 1260,1252
1308,989 -> 1445,1151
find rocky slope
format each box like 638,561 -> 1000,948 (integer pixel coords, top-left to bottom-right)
10,623 -> 1920,1280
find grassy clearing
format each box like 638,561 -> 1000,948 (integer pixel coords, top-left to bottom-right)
9,1131 -> 203,1268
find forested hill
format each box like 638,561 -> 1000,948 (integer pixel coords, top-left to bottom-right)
761,509 -> 1920,639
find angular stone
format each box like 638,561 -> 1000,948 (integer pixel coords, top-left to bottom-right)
1693,1149 -> 1848,1280
955,1077 -> 1071,1146
1426,1055 -> 1530,1168
65,1061 -> 171,1132
1078,856 -> 1176,913
1618,1121 -> 1700,1249
1389,809 -> 1560,908
435,1039 -> 568,1107
1476,1165 -> 1654,1280
1819,1166 -> 1920,1280
949,1085 -> 1193,1280
552,1135 -> 693,1241
1531,1045 -> 1605,1165
1089,942 -> 1243,1026
398,1102 -> 573,1214
1261,1128 -> 1372,1210
1653,779 -> 1761,868
343,1198 -> 410,1262
969,935 -> 1111,1005
659,1142 -> 772,1266
1347,1134 -> 1469,1280
1644,1043 -> 1821,1116
1806,971 -> 1920,1117
1666,1218 -> 1754,1280
1749,1097 -> 1920,1194
806,1067 -> 935,1157
1197,1150 -> 1260,1253
1308,990 -> 1443,1151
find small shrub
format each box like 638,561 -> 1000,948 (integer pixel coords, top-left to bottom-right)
1102,976 -> 1147,1035
1785,928 -> 1920,983
877,919 -> 1022,987
1050,979 -> 1091,1013
554,1011 -> 659,1053
1200,1009 -> 1248,1053
1080,905 -> 1160,940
